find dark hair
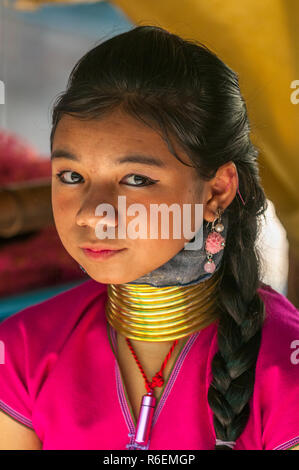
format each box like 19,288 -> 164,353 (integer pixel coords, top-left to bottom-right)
50,25 -> 268,450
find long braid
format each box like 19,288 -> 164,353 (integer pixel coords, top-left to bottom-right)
208,164 -> 268,449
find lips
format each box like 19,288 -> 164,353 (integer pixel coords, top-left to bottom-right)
81,245 -> 124,252
81,246 -> 126,260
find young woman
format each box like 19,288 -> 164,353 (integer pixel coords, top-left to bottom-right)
0,25 -> 298,451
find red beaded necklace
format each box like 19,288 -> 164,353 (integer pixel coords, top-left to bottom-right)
125,337 -> 178,448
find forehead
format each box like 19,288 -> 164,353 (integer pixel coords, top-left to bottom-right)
52,111 -> 194,171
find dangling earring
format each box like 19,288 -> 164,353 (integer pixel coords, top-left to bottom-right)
204,208 -> 225,273
79,264 -> 87,274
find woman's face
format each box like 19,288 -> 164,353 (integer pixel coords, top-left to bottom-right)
51,109 -> 206,284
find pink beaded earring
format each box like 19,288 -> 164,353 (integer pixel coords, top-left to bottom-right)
204,208 -> 225,273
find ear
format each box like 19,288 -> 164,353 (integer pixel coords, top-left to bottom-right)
203,161 -> 238,222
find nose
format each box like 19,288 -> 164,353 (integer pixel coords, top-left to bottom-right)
76,188 -> 119,233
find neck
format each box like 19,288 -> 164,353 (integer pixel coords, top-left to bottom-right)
105,266 -> 223,343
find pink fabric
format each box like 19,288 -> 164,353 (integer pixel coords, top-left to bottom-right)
0,128 -> 87,298
0,280 -> 298,450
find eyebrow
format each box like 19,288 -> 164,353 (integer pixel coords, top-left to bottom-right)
50,149 -> 166,168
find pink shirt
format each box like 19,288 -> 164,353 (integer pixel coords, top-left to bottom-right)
0,280 -> 298,450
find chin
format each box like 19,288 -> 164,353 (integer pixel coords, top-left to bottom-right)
88,271 -> 136,285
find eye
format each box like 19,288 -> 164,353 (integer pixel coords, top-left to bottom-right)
55,170 -> 83,184
122,174 -> 159,187
55,171 -> 159,187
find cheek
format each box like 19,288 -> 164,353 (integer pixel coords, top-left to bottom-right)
129,188 -> 201,244
180,182 -> 204,233
51,195 -> 76,244
51,197 -> 65,227
51,190 -> 75,221
129,210 -> 190,252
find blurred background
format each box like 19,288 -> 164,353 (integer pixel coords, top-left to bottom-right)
0,0 -> 298,321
